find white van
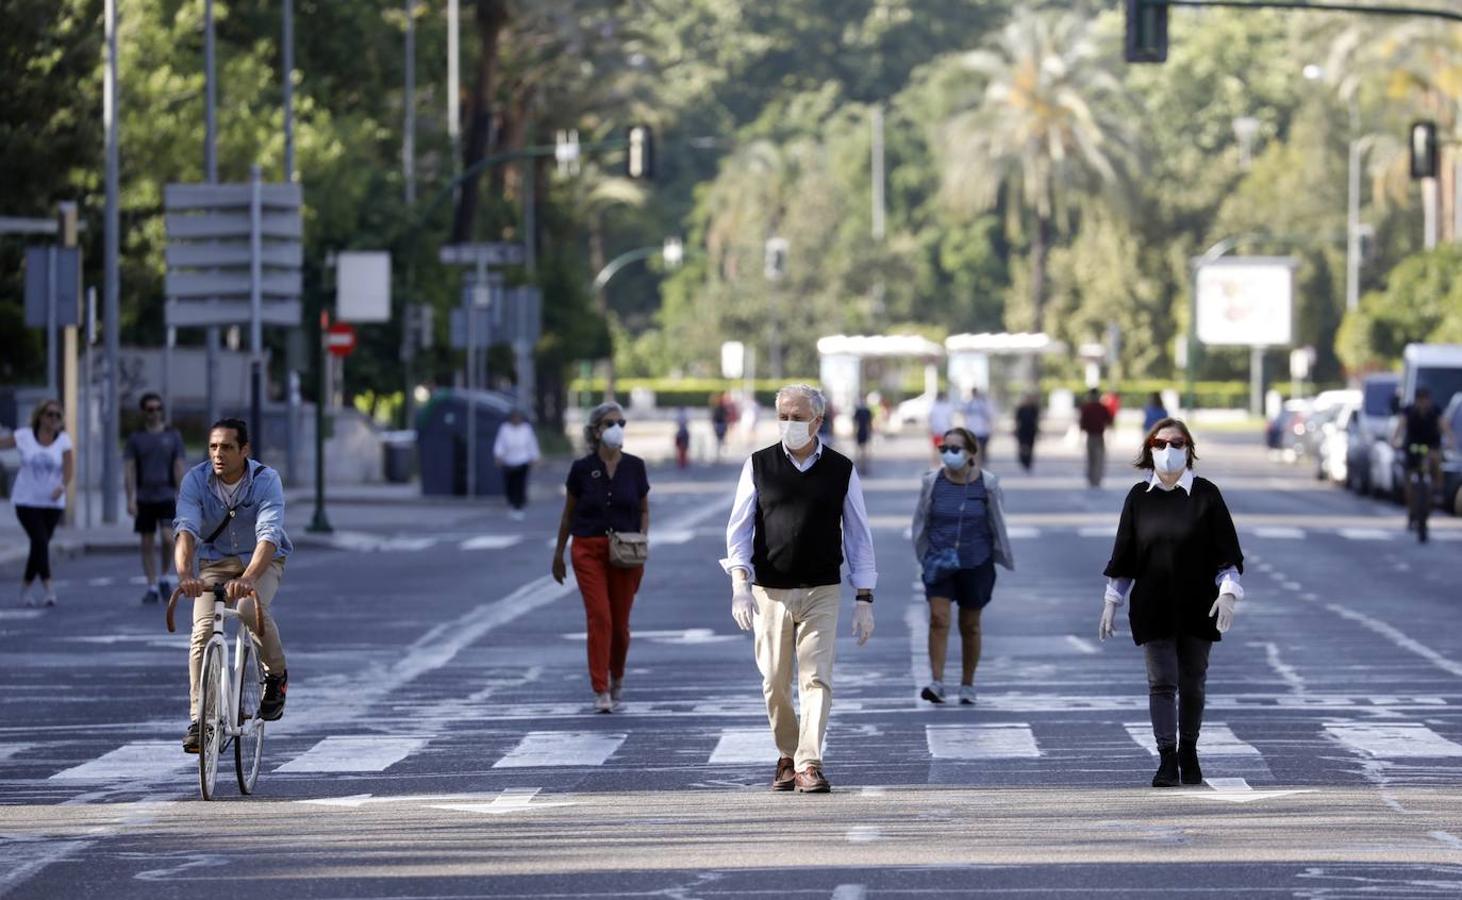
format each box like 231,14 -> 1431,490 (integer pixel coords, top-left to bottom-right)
1401,343 -> 1462,409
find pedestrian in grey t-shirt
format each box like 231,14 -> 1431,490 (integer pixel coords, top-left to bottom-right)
125,393 -> 187,604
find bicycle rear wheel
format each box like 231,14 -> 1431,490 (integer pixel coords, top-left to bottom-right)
234,641 -> 265,794
198,643 -> 224,800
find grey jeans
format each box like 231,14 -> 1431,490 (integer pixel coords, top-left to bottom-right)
1144,635 -> 1212,752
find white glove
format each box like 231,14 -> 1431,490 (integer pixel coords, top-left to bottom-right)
1098,600 -> 1119,641
852,601 -> 874,645
1209,592 -> 1237,633
731,584 -> 757,631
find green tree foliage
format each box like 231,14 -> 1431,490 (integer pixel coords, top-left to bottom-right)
1338,246 -> 1462,373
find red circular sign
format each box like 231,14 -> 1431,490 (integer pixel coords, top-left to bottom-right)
326,322 -> 357,357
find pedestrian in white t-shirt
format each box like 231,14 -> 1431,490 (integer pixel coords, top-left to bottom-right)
493,410 -> 541,521
963,388 -> 996,459
1,400 -> 74,606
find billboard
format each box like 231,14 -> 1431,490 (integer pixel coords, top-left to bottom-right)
1195,257 -> 1296,347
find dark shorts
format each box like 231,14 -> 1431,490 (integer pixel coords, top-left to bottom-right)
134,500 -> 177,534
924,559 -> 997,610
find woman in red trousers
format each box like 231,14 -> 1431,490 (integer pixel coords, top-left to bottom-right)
552,402 -> 650,713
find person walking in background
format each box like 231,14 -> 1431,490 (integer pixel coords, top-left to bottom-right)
674,407 -> 691,469
852,398 -> 874,474
963,388 -> 995,459
1142,392 -> 1168,433
1013,392 -> 1041,473
912,427 -> 1014,705
928,391 -> 955,465
1099,418 -> 1244,788
493,409 -> 541,522
711,395 -> 730,461
724,384 -> 876,794
1,400 -> 73,607
552,402 -> 650,713
125,393 -> 187,604
1079,388 -> 1114,488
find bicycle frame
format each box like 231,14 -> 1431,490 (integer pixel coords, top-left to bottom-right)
166,587 -> 266,748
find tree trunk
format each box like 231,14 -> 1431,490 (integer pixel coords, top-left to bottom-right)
589,219 -> 616,402
451,0 -> 509,245
1030,213 -> 1052,334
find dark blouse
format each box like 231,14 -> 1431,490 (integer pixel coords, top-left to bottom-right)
565,452 -> 650,537
1103,476 -> 1244,645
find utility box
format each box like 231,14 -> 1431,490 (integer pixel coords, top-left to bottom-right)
415,389 -> 517,496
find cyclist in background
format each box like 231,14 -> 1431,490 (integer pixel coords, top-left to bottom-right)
1393,387 -> 1443,521
173,418 -> 291,753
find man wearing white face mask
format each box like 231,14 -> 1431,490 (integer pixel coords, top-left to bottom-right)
1099,418 -> 1245,789
722,384 -> 877,794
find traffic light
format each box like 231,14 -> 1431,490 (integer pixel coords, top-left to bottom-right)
1410,121 -> 1439,179
626,125 -> 654,180
1124,0 -> 1168,64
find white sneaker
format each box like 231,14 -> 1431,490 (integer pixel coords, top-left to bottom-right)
42,592 -> 57,608
959,685 -> 976,706
920,681 -> 946,704
593,692 -> 614,713
509,510 -> 526,522
19,585 -> 35,608
609,677 -> 624,704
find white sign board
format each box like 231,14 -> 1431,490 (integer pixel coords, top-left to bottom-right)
1195,258 -> 1295,347
721,341 -> 745,380
336,251 -> 392,323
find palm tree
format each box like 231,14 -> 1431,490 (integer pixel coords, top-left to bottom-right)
936,8 -> 1135,332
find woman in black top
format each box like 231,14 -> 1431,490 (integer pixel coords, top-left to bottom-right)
552,402 -> 651,713
1098,418 -> 1245,788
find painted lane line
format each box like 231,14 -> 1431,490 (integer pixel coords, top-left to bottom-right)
1006,526 -> 1041,540
1124,723 -> 1260,757
1325,603 -> 1462,679
0,743 -> 35,762
1198,777 -> 1315,804
708,728 -> 779,765
561,628 -> 739,645
905,600 -> 932,710
1339,528 -> 1393,541
650,528 -> 697,545
1077,526 -> 1115,538
1065,635 -> 1099,655
1429,831 -> 1462,851
926,724 -> 1041,760
297,793 -> 489,808
0,838 -> 94,896
0,609 -> 44,620
832,885 -> 868,900
48,741 -> 191,783
430,788 -> 576,816
1325,722 -> 1462,758
1280,580 -> 1303,592
493,732 -> 628,768
1252,526 -> 1305,540
275,735 -> 429,773
458,535 -> 522,551
1255,641 -> 1307,694
845,826 -> 883,844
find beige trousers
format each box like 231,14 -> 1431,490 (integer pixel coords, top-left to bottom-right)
752,584 -> 841,770
189,558 -> 286,717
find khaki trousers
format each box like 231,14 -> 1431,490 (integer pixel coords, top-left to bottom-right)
752,584 -> 841,770
189,558 -> 286,717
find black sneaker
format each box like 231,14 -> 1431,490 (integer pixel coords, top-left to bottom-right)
1152,749 -> 1181,788
183,720 -> 201,754
259,671 -> 288,721
142,588 -> 160,605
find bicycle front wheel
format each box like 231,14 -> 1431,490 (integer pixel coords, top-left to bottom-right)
234,641 -> 265,794
198,643 -> 224,800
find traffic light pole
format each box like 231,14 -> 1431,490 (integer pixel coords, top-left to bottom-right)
1148,0 -> 1460,24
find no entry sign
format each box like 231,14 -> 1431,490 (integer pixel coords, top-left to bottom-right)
326,321 -> 357,357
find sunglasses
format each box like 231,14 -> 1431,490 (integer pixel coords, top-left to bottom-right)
1148,437 -> 1188,451
602,419 -> 627,429
937,445 -> 973,455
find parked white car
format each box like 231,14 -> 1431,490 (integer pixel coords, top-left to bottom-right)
1318,400 -> 1358,484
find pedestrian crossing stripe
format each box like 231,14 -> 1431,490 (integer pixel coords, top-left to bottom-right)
35,719 -> 1462,784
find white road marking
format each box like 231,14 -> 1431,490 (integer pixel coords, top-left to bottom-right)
1429,831 -> 1462,851
493,732 -> 628,768
48,742 -> 191,783
926,724 -> 1041,759
1065,635 -> 1099,655
275,735 -> 429,773
1198,777 -> 1315,804
0,610 -> 43,620
1325,603 -> 1462,679
1077,526 -> 1115,538
1339,528 -> 1393,541
650,529 -> 697,545
86,577 -> 115,587
0,838 -> 95,896
905,600 -> 932,710
297,793 -> 488,808
1255,642 -> 1307,694
708,728 -> 779,765
1124,723 -> 1260,756
845,826 -> 883,843
1325,722 -> 1462,758
832,885 -> 868,900
458,535 -> 522,551
1006,526 -> 1041,540
1252,526 -> 1305,539
562,628 -> 739,645
430,787 -> 576,815
0,743 -> 34,762
1281,580 -> 1303,592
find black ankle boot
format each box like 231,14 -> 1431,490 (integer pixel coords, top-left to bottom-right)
1178,744 -> 1203,785
1152,749 -> 1180,788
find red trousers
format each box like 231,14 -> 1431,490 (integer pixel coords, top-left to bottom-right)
571,536 -> 643,693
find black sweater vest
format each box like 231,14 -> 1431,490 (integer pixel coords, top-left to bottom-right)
750,444 -> 853,588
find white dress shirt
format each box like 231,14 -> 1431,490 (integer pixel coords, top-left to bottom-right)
1103,468 -> 1244,605
720,440 -> 878,591
492,422 -> 541,467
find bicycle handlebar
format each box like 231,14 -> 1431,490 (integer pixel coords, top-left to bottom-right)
165,584 -> 264,637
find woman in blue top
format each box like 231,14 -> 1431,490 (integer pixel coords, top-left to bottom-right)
911,427 -> 1014,704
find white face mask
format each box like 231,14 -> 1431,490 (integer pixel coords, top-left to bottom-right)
941,448 -> 969,469
599,424 -> 625,449
1153,445 -> 1187,474
779,420 -> 814,451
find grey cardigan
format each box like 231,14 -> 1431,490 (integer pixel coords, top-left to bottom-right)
911,467 -> 1015,571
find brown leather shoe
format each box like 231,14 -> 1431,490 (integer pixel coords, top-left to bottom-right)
794,764 -> 830,793
771,756 -> 796,792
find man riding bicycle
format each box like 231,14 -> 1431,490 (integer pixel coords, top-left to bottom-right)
173,418 -> 290,753
1393,387 -> 1444,520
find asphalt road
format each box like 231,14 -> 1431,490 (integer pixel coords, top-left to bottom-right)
3,429 -> 1462,899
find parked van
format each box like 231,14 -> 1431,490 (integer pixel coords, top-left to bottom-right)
1344,373 -> 1399,495
1401,344 -> 1462,410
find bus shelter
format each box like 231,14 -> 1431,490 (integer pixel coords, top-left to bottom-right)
816,334 -> 945,421
944,332 -> 1064,406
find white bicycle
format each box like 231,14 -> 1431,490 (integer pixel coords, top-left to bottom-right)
167,584 -> 266,799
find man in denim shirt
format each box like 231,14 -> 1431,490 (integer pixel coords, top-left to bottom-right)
173,418 -> 292,753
